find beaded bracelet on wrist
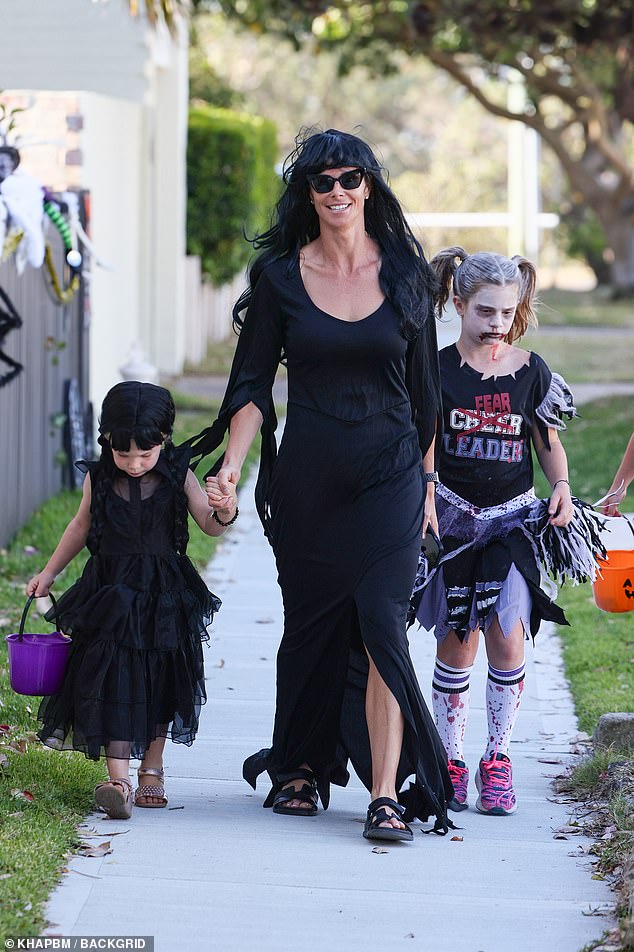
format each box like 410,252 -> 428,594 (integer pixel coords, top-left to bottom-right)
212,507 -> 239,527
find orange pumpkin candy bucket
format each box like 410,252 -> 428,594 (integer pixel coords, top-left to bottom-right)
592,515 -> 634,614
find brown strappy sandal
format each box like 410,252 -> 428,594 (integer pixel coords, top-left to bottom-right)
135,767 -> 168,808
94,777 -> 134,819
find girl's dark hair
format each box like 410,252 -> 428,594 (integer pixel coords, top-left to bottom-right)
87,381 -> 190,554
430,246 -> 538,344
233,126 -> 439,341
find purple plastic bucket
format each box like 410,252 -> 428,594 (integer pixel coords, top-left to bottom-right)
5,594 -> 71,696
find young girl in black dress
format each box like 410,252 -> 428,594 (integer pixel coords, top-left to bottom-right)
27,382 -> 237,819
410,248 -> 603,817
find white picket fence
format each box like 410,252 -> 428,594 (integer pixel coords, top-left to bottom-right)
184,257 -> 245,366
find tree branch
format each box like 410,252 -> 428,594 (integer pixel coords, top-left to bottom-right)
427,49 -> 634,200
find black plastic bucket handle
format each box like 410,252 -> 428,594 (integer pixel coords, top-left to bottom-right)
17,593 -> 61,642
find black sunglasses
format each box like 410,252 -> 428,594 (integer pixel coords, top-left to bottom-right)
307,167 -> 366,194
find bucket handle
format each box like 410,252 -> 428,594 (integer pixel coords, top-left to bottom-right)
612,512 -> 634,541
17,593 -> 61,642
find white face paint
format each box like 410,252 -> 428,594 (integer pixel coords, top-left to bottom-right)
455,284 -> 519,353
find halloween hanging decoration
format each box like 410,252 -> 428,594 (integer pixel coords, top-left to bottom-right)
1,99 -> 84,304
0,284 -> 23,387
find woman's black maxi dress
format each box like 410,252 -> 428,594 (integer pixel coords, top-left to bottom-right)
188,256 -> 453,827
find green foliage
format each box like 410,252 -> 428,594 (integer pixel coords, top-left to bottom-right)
217,0 -> 634,292
558,203 -> 611,287
186,105 -> 279,285
189,46 -> 244,109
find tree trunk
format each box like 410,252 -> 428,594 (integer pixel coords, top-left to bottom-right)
594,200 -> 634,295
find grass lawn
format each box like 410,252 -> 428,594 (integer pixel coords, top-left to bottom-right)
524,328 -> 634,384
0,397 -> 261,938
532,396 -> 634,737
538,287 -> 634,328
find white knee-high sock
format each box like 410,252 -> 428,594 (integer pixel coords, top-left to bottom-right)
432,660 -> 473,762
484,661 -> 526,760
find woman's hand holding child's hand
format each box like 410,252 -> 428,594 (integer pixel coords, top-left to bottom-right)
26,571 -> 56,597
205,473 -> 238,519
548,483 -> 573,527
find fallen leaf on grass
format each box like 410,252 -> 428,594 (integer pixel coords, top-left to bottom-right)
0,752 -> 9,770
0,873 -> 12,880
77,841 -> 112,858
371,847 -> 389,854
0,725 -> 11,733
7,740 -> 29,754
10,788 -> 34,801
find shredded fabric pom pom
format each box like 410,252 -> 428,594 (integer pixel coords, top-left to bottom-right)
523,497 -> 607,585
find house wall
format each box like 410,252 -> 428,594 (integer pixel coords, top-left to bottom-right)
0,0 -> 190,408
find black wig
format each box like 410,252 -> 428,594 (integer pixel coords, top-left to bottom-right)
88,382 -> 189,555
234,127 -> 439,341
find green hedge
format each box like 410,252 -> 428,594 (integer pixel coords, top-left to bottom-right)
187,105 -> 279,285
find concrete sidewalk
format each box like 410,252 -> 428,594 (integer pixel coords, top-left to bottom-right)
44,467 -> 615,952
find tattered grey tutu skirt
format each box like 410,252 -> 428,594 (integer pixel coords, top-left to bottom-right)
410,485 -> 605,643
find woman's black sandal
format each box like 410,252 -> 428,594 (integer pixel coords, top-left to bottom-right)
363,797 -> 414,842
272,768 -> 319,817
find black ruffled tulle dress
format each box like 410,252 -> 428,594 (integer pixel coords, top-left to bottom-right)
38,447 -> 221,761
186,256 -> 454,828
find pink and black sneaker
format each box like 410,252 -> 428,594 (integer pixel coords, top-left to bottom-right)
447,759 -> 469,812
475,752 -> 517,816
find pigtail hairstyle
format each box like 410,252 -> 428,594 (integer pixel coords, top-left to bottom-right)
508,255 -> 538,344
431,248 -> 539,345
87,382 -> 188,554
429,246 -> 468,315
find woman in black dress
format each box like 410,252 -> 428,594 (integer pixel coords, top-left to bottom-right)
190,128 -> 453,840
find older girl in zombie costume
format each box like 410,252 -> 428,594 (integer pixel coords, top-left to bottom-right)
410,248 -> 603,818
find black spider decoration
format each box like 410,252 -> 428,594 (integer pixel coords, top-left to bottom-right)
0,285 -> 23,387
